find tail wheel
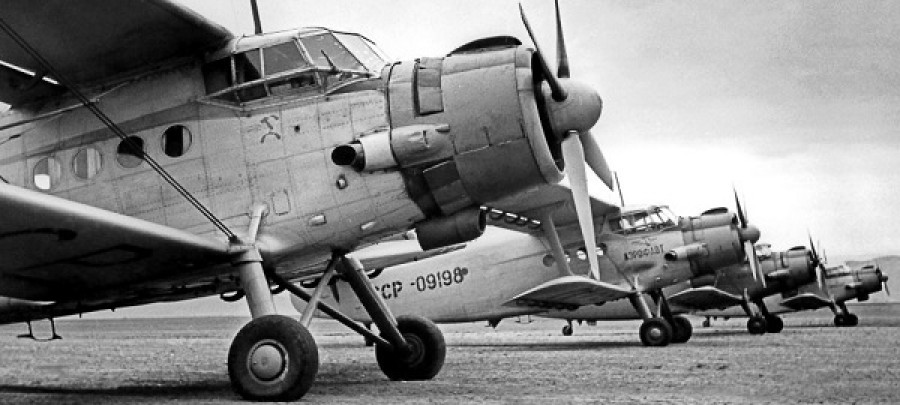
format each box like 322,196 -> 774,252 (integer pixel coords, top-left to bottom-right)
375,315 -> 446,380
639,318 -> 672,347
228,315 -> 319,401
764,315 -> 784,333
561,324 -> 574,336
747,316 -> 767,335
670,315 -> 693,344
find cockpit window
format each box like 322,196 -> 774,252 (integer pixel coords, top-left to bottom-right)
300,33 -> 364,71
608,206 -> 679,234
201,30 -> 388,106
263,42 -> 309,75
335,33 -> 387,72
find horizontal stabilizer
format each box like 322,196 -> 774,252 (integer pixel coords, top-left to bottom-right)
780,293 -> 832,311
668,286 -> 743,310
503,275 -> 632,308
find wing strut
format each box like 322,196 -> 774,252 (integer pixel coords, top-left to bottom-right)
540,211 -> 573,277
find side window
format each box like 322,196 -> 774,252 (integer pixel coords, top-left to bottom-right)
162,125 -> 192,158
116,136 -> 145,168
33,156 -> 62,190
72,147 -> 103,180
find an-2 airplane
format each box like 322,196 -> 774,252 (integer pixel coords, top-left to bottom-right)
294,198 -> 763,347
0,0 -> 615,400
693,256 -> 889,328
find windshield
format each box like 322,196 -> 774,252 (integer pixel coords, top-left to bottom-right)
609,206 -> 679,234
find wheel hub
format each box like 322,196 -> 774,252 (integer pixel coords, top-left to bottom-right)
648,327 -> 663,340
249,340 -> 286,381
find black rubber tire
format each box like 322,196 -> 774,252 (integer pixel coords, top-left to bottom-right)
670,315 -> 693,343
228,315 -> 319,401
747,316 -> 767,335
639,318 -> 672,347
562,324 -> 574,336
765,315 -> 784,333
845,313 -> 859,326
375,315 -> 446,381
834,314 -> 846,327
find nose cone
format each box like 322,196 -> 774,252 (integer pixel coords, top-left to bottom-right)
543,79 -> 603,135
738,224 -> 761,244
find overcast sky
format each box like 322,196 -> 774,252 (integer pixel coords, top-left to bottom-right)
71,0 -> 900,317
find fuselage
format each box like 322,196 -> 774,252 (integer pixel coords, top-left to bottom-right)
0,28 -> 567,303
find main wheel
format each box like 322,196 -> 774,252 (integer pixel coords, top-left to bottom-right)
562,324 -> 574,336
747,316 -> 767,335
845,313 -> 859,326
670,315 -> 693,343
639,318 -> 672,347
834,314 -> 846,327
375,315 -> 446,381
228,315 -> 319,401
764,315 -> 784,333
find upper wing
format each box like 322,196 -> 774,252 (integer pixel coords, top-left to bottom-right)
485,182 -> 620,234
0,183 -> 232,305
502,275 -> 633,308
779,293 -> 832,311
0,0 -> 232,105
667,286 -> 744,310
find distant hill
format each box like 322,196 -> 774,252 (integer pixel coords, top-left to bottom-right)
845,256 -> 900,303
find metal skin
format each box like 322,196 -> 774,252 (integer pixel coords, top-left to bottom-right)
0,2 -> 608,400
0,31 -> 586,316
292,206 -> 758,342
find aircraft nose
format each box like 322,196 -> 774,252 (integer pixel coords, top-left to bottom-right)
738,224 -> 760,244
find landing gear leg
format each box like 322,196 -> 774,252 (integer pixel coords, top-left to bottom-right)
629,293 -> 671,347
339,255 -> 445,380
651,290 -> 691,344
364,323 -> 375,346
740,289 -> 766,335
562,320 -> 574,336
755,300 -> 783,333
227,206 -> 318,401
835,303 -> 859,327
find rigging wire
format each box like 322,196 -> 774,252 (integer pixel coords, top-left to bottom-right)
0,16 -> 238,242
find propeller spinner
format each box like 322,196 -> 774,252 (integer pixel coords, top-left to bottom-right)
519,1 -> 613,281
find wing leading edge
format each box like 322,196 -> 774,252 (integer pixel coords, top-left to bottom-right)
503,275 -> 634,308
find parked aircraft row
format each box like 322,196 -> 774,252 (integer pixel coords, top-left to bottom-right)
0,0 -> 885,402
294,203 -> 887,344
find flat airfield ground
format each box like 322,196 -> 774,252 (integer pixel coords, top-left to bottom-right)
0,305 -> 898,404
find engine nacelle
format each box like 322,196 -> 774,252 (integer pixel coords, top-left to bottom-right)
415,207 -> 485,250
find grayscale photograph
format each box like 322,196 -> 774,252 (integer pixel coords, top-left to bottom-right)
0,0 -> 898,403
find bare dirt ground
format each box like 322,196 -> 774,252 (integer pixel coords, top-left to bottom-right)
0,304 -> 898,404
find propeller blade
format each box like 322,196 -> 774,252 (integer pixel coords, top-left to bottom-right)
733,188 -> 747,228
519,3 -> 568,101
579,131 -> 614,189
808,234 -> 820,265
885,281 -> 891,296
561,132 -> 600,280
554,0 -> 570,79
745,240 -> 765,288
878,269 -> 891,296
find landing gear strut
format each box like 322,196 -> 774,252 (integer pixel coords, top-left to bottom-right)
833,303 -> 859,327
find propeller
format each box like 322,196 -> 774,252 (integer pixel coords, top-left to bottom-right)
734,190 -> 764,287
519,1 -> 613,281
877,267 -> 891,296
808,234 -> 826,291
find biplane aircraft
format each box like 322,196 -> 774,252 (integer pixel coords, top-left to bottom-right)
692,257 -> 889,328
0,0 -> 616,400
294,198 -> 763,347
